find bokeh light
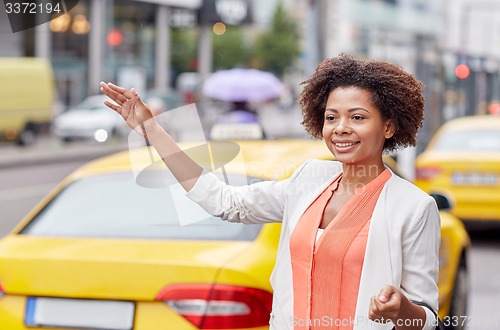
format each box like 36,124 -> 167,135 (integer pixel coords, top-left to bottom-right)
49,13 -> 71,32
107,28 -> 123,47
489,102 -> 500,115
455,64 -> 470,79
213,22 -> 227,35
94,129 -> 109,143
72,14 -> 91,34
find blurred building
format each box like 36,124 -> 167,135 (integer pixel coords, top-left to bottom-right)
279,0 -> 499,174
3,0 -> 498,139
0,0 -> 254,108
0,10 -> 24,57
279,0 -> 445,155
441,0 -> 500,120
280,0 -> 499,128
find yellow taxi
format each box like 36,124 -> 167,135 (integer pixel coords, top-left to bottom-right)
416,115 -> 500,224
0,139 -> 470,329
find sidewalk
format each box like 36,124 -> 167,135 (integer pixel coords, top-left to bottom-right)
0,106 -> 309,169
0,136 -> 129,169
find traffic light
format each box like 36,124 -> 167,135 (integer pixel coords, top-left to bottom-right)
107,28 -> 123,47
489,102 -> 500,115
455,63 -> 470,79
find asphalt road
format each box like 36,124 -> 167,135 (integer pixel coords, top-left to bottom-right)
466,233 -> 500,330
0,160 -> 90,236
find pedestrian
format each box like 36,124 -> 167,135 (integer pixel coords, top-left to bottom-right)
217,100 -> 259,124
100,54 -> 440,330
210,100 -> 265,140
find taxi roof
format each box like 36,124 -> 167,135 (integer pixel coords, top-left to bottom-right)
440,115 -> 500,131
71,139 -> 335,181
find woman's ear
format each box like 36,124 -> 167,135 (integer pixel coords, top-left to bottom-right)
384,120 -> 396,139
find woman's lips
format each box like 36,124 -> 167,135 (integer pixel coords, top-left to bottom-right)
333,141 -> 360,152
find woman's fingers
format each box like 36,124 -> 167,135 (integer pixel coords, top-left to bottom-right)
108,82 -> 134,100
104,100 -> 122,114
130,88 -> 148,109
101,82 -> 152,128
100,83 -> 125,106
377,285 -> 397,304
100,82 -> 130,106
368,286 -> 402,323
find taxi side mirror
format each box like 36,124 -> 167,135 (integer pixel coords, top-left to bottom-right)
430,193 -> 452,211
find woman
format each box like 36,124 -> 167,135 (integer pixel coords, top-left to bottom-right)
100,54 -> 440,330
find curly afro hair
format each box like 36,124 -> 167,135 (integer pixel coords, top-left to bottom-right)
299,54 -> 424,152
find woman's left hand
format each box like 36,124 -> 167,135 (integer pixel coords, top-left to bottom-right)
368,285 -> 402,323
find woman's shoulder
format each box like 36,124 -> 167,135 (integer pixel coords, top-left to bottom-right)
386,173 -> 436,209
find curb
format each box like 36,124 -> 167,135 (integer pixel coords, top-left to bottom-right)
0,143 -> 128,169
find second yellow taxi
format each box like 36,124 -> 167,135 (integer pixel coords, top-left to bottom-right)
416,115 -> 500,225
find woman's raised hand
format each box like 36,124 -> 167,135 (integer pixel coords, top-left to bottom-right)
100,82 -> 154,135
100,82 -> 203,191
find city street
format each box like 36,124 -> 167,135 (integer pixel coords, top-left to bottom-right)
467,236 -> 500,330
0,103 -> 307,234
0,136 -> 499,329
2,0 -> 500,328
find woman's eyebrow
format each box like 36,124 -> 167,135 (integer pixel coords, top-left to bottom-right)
325,107 -> 370,113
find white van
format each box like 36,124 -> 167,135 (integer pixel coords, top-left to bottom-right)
0,57 -> 55,145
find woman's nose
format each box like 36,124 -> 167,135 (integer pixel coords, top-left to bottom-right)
334,118 -> 351,135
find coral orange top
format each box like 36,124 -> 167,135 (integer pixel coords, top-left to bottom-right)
289,169 -> 391,330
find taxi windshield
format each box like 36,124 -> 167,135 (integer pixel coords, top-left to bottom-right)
20,172 -> 262,241
434,129 -> 500,151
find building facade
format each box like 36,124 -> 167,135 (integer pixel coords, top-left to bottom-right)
0,0 -> 254,107
441,0 -> 500,119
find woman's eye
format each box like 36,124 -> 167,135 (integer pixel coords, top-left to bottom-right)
326,115 -> 336,121
352,115 -> 364,120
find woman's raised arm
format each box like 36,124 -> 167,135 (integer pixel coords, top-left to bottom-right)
100,82 -> 203,192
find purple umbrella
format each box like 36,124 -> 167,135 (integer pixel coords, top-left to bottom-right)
203,68 -> 283,102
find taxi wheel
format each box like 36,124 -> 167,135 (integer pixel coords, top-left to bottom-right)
17,124 -> 37,146
447,256 -> 468,330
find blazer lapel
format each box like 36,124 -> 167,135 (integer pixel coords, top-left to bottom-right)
287,163 -> 342,232
354,180 -> 394,330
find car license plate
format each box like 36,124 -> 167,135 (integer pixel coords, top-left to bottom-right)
25,297 -> 134,330
452,172 -> 498,186
210,123 -> 263,140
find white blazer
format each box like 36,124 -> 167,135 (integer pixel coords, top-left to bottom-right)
186,159 -> 440,330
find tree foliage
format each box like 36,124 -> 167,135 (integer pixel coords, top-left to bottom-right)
171,28 -> 198,74
171,4 -> 301,79
213,26 -> 252,70
254,4 -> 301,77
171,26 -> 251,75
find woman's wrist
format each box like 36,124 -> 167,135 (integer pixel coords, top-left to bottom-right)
142,117 -> 159,131
137,119 -> 160,145
392,295 -> 426,330
390,293 -> 407,324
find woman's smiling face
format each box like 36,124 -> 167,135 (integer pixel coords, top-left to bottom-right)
322,86 -> 395,167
